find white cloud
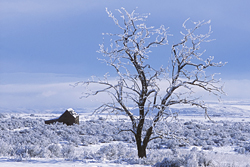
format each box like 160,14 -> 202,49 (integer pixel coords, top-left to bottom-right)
223,79 -> 250,100
0,81 -> 113,112
1,75 -> 249,113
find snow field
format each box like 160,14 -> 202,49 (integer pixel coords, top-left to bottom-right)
0,113 -> 250,166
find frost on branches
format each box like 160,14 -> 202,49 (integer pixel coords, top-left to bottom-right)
75,8 -> 226,158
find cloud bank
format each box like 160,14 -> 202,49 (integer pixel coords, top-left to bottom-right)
0,73 -> 249,113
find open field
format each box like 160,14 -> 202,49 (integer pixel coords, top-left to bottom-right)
0,101 -> 250,167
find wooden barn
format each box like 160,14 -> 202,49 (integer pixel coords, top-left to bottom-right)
45,108 -> 79,125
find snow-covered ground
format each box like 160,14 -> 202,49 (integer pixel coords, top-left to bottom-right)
0,101 -> 250,167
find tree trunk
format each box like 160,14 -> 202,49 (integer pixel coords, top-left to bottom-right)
135,126 -> 153,158
136,140 -> 147,158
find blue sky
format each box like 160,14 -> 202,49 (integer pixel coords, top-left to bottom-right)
0,1 -> 250,111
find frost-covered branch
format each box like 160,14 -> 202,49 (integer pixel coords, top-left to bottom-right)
76,8 -> 225,158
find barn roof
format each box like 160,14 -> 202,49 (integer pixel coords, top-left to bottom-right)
66,108 -> 79,118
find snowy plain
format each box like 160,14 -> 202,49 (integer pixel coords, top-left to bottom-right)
0,101 -> 250,167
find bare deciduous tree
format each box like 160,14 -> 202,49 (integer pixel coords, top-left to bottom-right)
76,8 -> 225,158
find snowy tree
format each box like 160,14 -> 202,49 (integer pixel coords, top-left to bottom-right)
76,8 -> 225,158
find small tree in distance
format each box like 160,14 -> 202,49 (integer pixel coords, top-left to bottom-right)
76,8 -> 225,158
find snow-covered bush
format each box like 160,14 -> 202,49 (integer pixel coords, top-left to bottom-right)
48,144 -> 61,157
154,150 -> 214,167
245,144 -> 250,153
61,144 -> 76,160
0,113 -> 6,118
97,144 -> 125,160
154,156 -> 185,167
0,115 -> 250,166
0,139 -> 13,156
81,135 -> 99,145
